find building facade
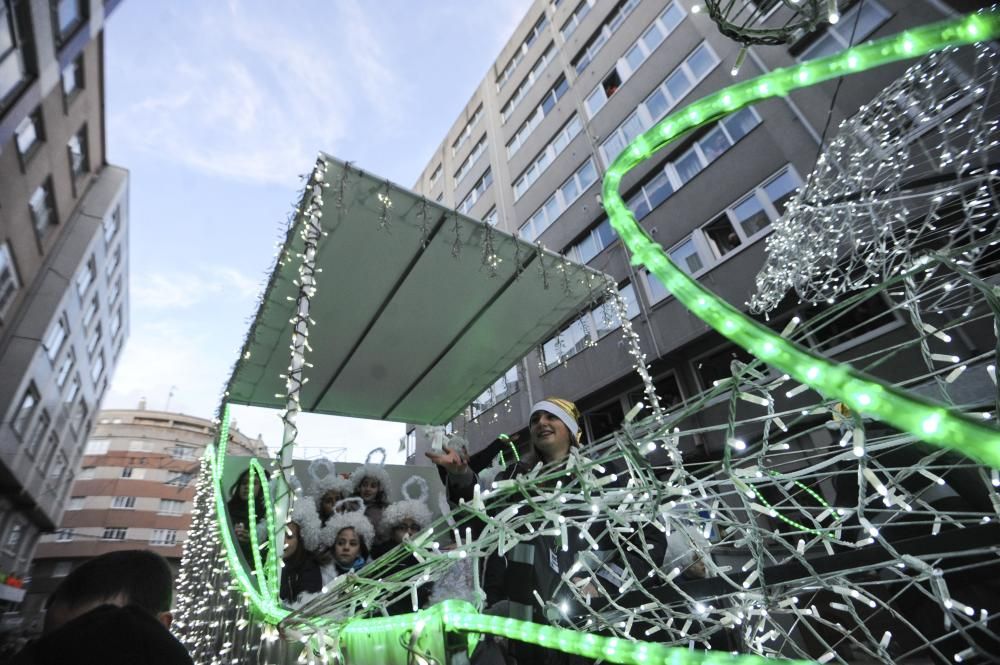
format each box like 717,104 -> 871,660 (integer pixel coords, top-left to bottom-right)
405,0 -> 977,463
0,0 -> 127,623
23,407 -> 267,632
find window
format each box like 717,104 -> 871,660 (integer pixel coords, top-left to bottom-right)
109,276 -> 122,305
583,2 -> 685,118
47,450 -> 67,481
642,166 -> 801,305
102,527 -> 127,541
497,13 -> 548,89
11,383 -> 39,437
111,495 -> 136,509
512,114 -> 582,201
159,499 -> 184,515
75,255 -> 96,297
458,168 -> 493,215
567,217 -> 617,264
541,282 -> 638,369
69,397 -> 87,435
482,207 -> 498,227
3,523 -> 23,554
53,0 -> 86,43
453,135 -> 487,183
0,242 -> 19,320
1,0 -> 32,104
67,124 -> 87,181
601,42 -> 722,164
150,529 -> 177,546
170,446 -> 196,460
78,466 -> 95,479
52,350 -> 74,391
404,429 -> 416,459
67,496 -> 84,510
121,466 -> 145,479
90,350 -> 104,384
519,158 -> 598,241
55,528 -> 74,542
470,365 -> 520,418
85,322 -> 101,356
500,43 -> 554,124
25,408 -> 49,458
693,343 -> 757,390
110,306 -> 122,339
30,180 -> 56,238
130,440 -> 153,452
570,0 -> 643,74
560,0 -> 592,41
166,471 -> 194,487
451,105 -> 483,155
506,75 -> 569,158
15,108 -> 42,158
61,54 -> 83,100
84,438 -> 109,455
623,108 -> 761,219
799,1 -> 891,61
103,206 -> 121,244
428,163 -> 442,188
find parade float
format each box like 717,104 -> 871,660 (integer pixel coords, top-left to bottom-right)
175,8 -> 1000,664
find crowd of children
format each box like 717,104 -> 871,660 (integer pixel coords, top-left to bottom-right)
227,449 -> 443,612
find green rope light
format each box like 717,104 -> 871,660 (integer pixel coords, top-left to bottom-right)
601,10 -> 1000,470
749,472 -> 839,538
209,405 -> 290,625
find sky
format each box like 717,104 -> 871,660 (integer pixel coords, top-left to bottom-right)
102,0 -> 533,463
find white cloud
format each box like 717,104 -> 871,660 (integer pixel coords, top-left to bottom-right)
130,266 -> 264,311
108,3 -> 401,185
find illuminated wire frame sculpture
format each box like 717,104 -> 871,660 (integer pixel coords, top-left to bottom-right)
703,0 -> 835,46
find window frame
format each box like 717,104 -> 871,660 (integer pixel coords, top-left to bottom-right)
540,281 -> 639,371
29,178 -> 57,240
60,53 -> 84,105
518,157 -> 598,242
0,241 -> 20,321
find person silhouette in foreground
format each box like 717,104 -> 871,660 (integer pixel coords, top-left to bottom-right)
11,549 -> 194,665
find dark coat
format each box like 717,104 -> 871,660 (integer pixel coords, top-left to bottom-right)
10,604 -> 194,665
280,552 -> 323,602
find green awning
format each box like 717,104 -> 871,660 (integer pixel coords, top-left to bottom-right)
225,155 -> 611,425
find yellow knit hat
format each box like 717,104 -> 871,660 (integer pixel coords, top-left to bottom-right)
531,397 -> 582,442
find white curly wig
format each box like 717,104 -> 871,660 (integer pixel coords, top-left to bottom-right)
379,475 -> 433,540
290,495 -> 324,553
349,448 -> 392,498
319,510 -> 375,553
307,458 -> 354,498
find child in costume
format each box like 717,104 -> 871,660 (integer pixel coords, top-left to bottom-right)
350,448 -> 391,539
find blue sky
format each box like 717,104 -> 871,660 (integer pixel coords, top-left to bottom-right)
103,0 -> 532,462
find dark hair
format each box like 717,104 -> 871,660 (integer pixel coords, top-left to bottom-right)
227,467 -> 267,522
335,525 -> 370,560
353,476 -> 388,509
47,550 -> 173,616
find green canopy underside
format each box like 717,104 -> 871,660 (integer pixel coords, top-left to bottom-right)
225,155 -> 611,426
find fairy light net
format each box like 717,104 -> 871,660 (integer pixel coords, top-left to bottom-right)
174,14 -> 1000,665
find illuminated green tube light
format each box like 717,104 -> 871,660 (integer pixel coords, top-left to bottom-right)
602,10 -> 1000,470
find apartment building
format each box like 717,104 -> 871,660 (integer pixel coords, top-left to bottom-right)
405,0 -> 981,462
0,0 -> 127,621
22,407 -> 267,632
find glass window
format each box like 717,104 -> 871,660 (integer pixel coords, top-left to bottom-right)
660,2 -> 684,31
628,190 -> 651,221
55,0 -> 84,41
644,88 -> 669,122
83,439 -> 111,455
669,238 -> 704,275
665,68 -> 692,103
111,495 -> 136,509
674,148 -> 704,184
69,397 -> 88,435
1,3 -> 27,101
763,170 -> 799,215
76,255 -> 96,297
82,294 -> 98,327
4,523 -> 23,553
61,56 -> 83,98
594,219 -> 616,247
561,175 -> 580,203
43,316 -> 68,360
577,234 -> 598,263
644,170 -> 674,210
577,160 -> 597,189
90,351 -> 104,384
30,181 -> 56,237
801,1 -> 890,60
56,528 -> 74,542
103,206 -> 121,243
723,107 -> 759,142
699,126 -> 730,163
686,44 -> 717,78
160,499 -> 184,515
48,450 -> 67,480
732,194 -> 769,236
67,125 -> 87,178
0,242 -> 20,320
15,110 -> 42,157
642,23 -> 664,52
25,408 -> 49,458
85,322 -> 101,356
585,87 -> 606,117
64,374 -> 81,405
703,215 -> 743,258
624,44 -> 644,72
102,527 -> 127,541
55,349 -> 75,387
